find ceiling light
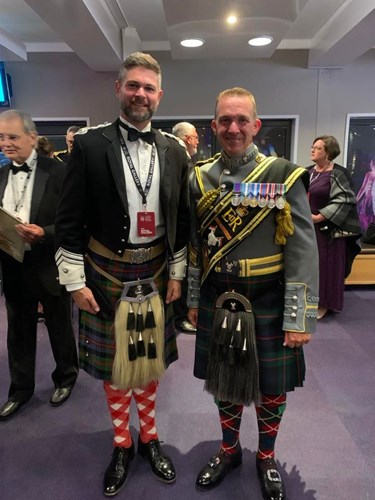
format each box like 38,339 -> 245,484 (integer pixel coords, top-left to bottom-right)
180,38 -> 204,48
248,36 -> 273,47
226,15 -> 238,25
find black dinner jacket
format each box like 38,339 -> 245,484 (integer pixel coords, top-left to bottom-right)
55,120 -> 191,258
0,154 -> 67,295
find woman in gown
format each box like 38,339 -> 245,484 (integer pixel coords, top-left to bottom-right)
308,135 -> 361,319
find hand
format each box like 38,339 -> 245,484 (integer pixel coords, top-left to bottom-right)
283,331 -> 311,349
71,286 -> 100,315
15,223 -> 45,244
187,307 -> 198,327
165,279 -> 181,304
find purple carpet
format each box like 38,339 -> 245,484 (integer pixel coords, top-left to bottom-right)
0,287 -> 374,499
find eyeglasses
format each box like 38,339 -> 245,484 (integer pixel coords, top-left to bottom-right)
311,146 -> 324,151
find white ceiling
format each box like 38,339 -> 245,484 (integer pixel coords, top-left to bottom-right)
0,0 -> 374,71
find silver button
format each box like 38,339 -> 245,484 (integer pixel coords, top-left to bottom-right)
292,295 -> 298,301
63,268 -> 68,273
80,274 -> 85,279
291,312 -> 297,318
118,250 -> 122,254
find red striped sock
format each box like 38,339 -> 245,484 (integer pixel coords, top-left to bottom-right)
217,401 -> 244,455
133,381 -> 159,443
256,393 -> 287,460
103,382 -> 133,448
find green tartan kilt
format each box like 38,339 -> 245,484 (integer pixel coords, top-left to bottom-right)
79,249 -> 177,381
194,271 -> 306,395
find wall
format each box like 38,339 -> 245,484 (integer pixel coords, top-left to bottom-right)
5,49 -> 375,166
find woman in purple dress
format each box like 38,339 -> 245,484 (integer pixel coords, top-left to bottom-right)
308,135 -> 361,319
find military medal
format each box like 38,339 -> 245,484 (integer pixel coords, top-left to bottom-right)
275,184 -> 286,209
252,183 -> 260,207
258,183 -> 267,208
267,183 -> 276,208
232,183 -> 242,206
241,182 -> 251,206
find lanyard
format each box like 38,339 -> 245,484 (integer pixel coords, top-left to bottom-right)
118,129 -> 156,208
12,168 -> 32,213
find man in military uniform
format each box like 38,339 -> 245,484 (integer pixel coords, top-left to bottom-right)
188,87 -> 318,500
54,125 -> 81,163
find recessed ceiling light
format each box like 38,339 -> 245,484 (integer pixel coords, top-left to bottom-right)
180,38 -> 204,48
226,15 -> 238,25
248,36 -> 273,47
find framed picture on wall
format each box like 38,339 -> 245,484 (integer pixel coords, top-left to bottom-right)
344,114 -> 375,233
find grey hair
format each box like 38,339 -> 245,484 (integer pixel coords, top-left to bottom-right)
172,122 -> 196,140
0,109 -> 37,134
66,125 -> 81,135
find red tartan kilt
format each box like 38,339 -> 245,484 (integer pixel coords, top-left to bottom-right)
194,271 -> 306,395
79,250 -> 177,381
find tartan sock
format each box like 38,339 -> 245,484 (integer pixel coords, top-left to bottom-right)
255,393 -> 287,460
217,400 -> 244,455
133,380 -> 158,444
103,381 -> 133,448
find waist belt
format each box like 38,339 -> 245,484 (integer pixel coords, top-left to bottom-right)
88,237 -> 165,264
214,253 -> 284,277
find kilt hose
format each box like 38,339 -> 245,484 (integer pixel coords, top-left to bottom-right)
194,271 -> 306,396
79,249 -> 177,381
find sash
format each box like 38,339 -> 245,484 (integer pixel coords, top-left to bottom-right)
195,156 -> 306,282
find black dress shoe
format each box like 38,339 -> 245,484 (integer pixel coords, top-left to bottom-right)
256,457 -> 286,500
176,320 -> 197,334
0,400 -> 27,421
196,448 -> 242,491
50,386 -> 73,407
137,438 -> 176,483
104,445 -> 135,497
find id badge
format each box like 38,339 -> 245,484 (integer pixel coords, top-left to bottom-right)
137,211 -> 156,237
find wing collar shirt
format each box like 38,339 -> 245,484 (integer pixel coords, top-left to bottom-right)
3,149 -> 37,223
119,117 -> 165,244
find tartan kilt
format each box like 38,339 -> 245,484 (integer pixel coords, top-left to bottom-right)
194,271 -> 306,395
79,250 -> 177,380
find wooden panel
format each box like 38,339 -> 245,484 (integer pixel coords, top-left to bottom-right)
345,254 -> 375,285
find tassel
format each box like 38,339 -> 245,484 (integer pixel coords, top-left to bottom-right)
145,300 -> 156,328
232,319 -> 243,349
275,200 -> 294,245
136,331 -> 146,357
228,337 -> 236,366
126,303 -> 135,330
147,333 -> 157,359
128,335 -> 137,361
136,304 -> 144,332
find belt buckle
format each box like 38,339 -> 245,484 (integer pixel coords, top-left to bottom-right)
130,247 -> 151,264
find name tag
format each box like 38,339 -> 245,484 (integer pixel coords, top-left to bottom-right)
137,211 -> 156,237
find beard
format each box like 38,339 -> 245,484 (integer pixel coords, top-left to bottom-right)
121,99 -> 155,124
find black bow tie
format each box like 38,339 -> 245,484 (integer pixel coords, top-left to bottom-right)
119,121 -> 155,145
11,163 -> 31,175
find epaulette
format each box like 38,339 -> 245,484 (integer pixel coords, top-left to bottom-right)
195,152 -> 221,168
159,130 -> 187,150
53,150 -> 67,162
75,122 -> 112,135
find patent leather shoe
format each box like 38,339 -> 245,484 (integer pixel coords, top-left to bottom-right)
0,400 -> 27,421
177,319 -> 197,334
256,457 -> 286,500
50,386 -> 73,406
104,444 -> 135,497
138,438 -> 176,483
196,447 -> 242,490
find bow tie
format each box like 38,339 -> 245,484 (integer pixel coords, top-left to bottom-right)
11,163 -> 31,175
119,121 -> 155,145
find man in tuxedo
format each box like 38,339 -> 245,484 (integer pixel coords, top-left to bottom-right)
170,121 -> 199,334
55,52 -> 190,496
0,110 -> 78,421
54,125 -> 81,163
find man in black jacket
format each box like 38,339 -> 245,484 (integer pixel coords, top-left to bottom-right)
0,110 -> 78,421
55,52 -> 190,497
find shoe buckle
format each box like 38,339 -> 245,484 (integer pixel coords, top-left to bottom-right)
266,469 -> 282,483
